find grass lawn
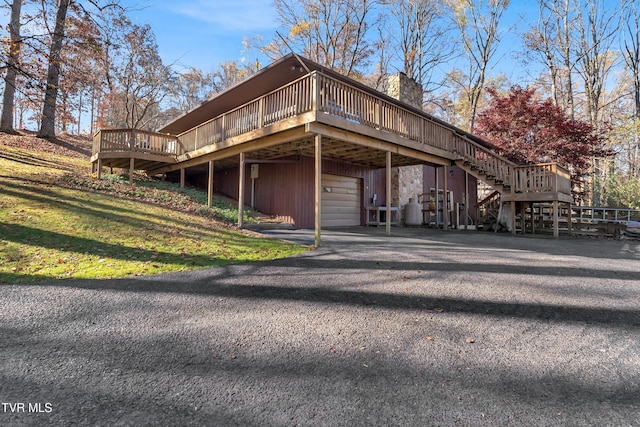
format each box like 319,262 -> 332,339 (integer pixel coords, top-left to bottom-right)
0,134 -> 307,284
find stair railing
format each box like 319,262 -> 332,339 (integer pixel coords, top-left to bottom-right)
451,133 -> 515,186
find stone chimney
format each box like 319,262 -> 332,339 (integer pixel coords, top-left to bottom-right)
386,73 -> 424,222
386,72 -> 423,109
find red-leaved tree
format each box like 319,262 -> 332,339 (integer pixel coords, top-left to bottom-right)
474,86 -> 612,202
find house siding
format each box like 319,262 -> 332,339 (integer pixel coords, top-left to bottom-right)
208,156 -> 385,228
423,165 -> 478,224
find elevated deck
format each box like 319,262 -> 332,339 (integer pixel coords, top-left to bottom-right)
92,67 -> 573,238
93,72 -> 571,195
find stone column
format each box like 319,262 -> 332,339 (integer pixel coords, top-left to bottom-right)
386,72 -> 424,223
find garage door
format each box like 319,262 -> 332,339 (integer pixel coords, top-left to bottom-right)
321,174 -> 361,227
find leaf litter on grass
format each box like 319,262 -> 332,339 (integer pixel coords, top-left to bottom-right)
0,134 -> 307,284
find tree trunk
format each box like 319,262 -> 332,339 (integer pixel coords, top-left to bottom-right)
561,0 -> 575,119
38,0 -> 70,139
623,4 -> 640,119
1,0 -> 23,133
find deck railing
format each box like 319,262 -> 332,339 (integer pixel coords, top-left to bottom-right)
317,73 -> 456,152
316,73 -> 572,195
92,129 -> 179,156
513,163 -> 572,195
451,134 -> 513,185
92,71 -> 571,198
572,206 -> 640,223
178,74 -> 314,153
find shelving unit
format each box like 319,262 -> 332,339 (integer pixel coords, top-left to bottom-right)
419,188 -> 453,228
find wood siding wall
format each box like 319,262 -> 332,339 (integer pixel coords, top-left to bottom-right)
206,156 -> 384,228
423,165 -> 478,222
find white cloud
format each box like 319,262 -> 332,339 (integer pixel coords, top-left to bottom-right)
170,0 -> 278,33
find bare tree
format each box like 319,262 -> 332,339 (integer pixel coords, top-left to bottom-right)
1,0 -> 23,133
575,0 -> 620,128
523,0 -> 561,107
447,0 -> 510,131
523,0 -> 579,118
572,0 -> 620,205
172,67 -> 216,113
117,24 -> 174,130
270,0 -> 379,78
606,0 -> 640,204
622,0 -> 640,120
383,0 -> 452,93
212,60 -> 256,92
361,22 -> 392,91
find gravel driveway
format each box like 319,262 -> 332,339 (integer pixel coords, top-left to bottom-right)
1,228 -> 639,426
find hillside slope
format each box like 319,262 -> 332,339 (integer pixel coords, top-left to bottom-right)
0,132 -> 306,284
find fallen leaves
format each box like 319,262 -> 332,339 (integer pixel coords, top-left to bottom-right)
1,134 -> 306,285
0,132 -> 90,159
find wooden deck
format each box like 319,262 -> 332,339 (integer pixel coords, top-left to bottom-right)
93,71 -> 571,193
92,68 -> 573,237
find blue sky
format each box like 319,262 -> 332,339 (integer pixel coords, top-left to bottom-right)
126,0 -> 537,83
128,0 -> 280,72
0,0 -> 539,81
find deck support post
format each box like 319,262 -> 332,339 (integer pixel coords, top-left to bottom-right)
238,153 -> 245,228
315,134 -> 322,247
443,166 -> 448,230
129,157 -> 134,184
207,160 -> 214,208
510,201 -> 517,235
464,171 -> 469,230
434,167 -> 439,228
386,150 -> 392,237
97,159 -> 102,179
552,200 -> 559,238
531,203 -> 536,235
180,168 -> 185,189
567,202 -> 573,236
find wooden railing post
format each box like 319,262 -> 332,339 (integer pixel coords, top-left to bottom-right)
312,71 -> 320,121
510,165 -> 516,191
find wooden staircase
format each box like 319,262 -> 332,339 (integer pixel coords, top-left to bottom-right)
449,133 -> 573,235
456,159 -> 511,192
475,190 -> 502,231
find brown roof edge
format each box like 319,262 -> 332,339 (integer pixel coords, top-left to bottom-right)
156,53 -> 306,135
